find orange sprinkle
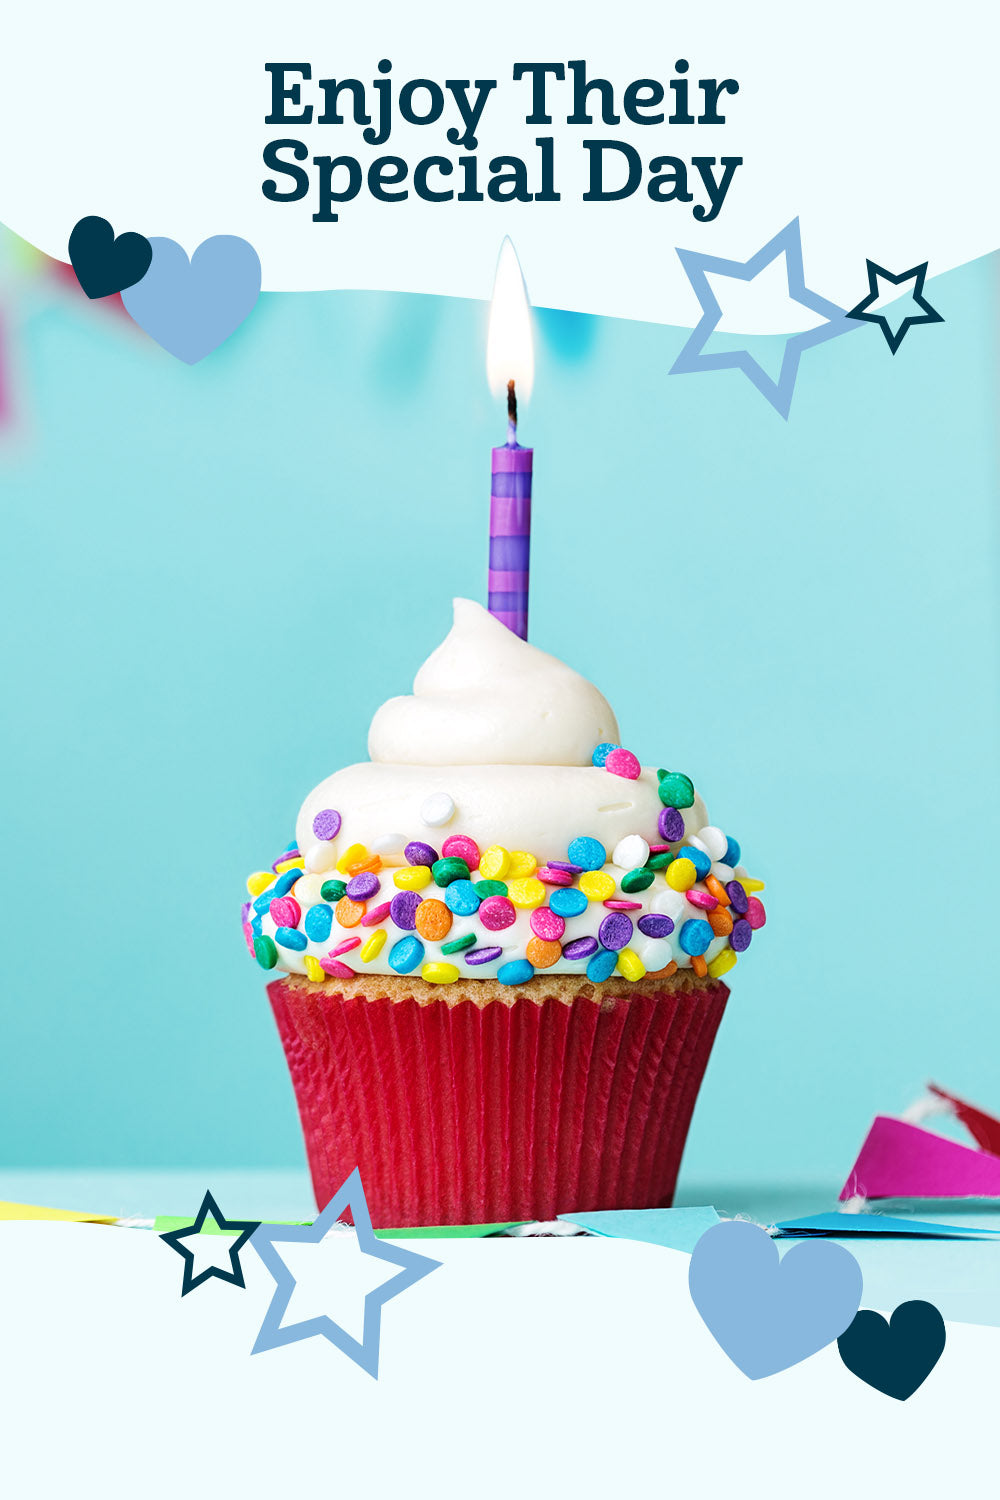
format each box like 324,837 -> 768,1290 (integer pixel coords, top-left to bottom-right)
691,955 -> 708,978
705,875 -> 730,907
708,907 -> 734,937
526,936 -> 562,969
335,896 -> 366,928
414,899 -> 453,942
647,961 -> 678,979
347,854 -> 383,876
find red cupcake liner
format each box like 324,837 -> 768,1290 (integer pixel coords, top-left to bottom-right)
268,978 -> 729,1227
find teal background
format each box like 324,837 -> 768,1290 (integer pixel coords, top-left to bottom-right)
1,240 -> 997,1188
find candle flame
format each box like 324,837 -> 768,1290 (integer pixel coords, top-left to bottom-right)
487,237 -> 534,405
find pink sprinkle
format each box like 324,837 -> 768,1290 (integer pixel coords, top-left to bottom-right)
269,896 -> 301,927
329,937 -> 362,957
442,834 -> 480,870
604,899 -> 642,911
604,747 -> 641,780
648,844 -> 671,855
479,895 -> 517,931
537,866 -> 573,887
362,901 -> 392,927
686,890 -> 718,911
320,959 -> 356,979
242,921 -> 255,955
746,897 -> 767,929
530,906 -> 566,942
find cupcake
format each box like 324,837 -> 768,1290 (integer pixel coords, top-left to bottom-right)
243,600 -> 766,1226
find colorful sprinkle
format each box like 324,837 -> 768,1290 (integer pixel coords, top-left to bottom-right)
465,945 -> 504,965
275,926 -> 307,951
726,881 -> 749,915
335,896 -> 366,928
415,899 -> 453,942
708,907 -> 734,937
604,899 -> 642,911
312,808 -> 342,841
273,857 -> 304,875
598,912 -> 633,951
445,879 -> 481,916
479,845 -> 511,880
724,837 -> 742,868
432,856 -> 470,887
680,846 -> 711,880
473,879 -> 508,898
497,959 -> 534,986
686,889 -> 718,911
441,932 -> 477,955
746,897 -> 767,929
304,842 -> 339,874
691,955 -> 708,978
537,866 -> 573,887
345,872 -> 380,901
591,742 -> 620,767
526,936 -> 562,968
586,948 -> 618,982
320,878 -> 347,902
442,835 -> 480,869
320,959 -> 355,979
708,948 -> 738,979
637,914 -> 674,938
679,919 -> 713,956
741,878 -> 766,894
695,826 -> 728,861
247,870 -> 274,897
617,948 -> 646,982
404,841 -> 438,866
507,850 -> 538,878
254,934 -> 278,969
362,901 -> 392,927
329,936 -> 361,957
388,936 -> 425,973
269,895 -> 301,928
304,904 -> 333,942
479,895 -> 517,931
550,888 -> 588,919
620,868 -> 654,894
657,771 -> 695,809
303,955 -> 325,982
346,854 -> 382,876
563,936 -> 599,960
612,834 -> 650,870
658,806 -> 686,842
568,836 -> 607,871
666,858 -> 697,892
360,929 -> 387,962
508,877 -> 546,908
604,747 -> 641,780
389,890 -> 422,929
420,792 -> 455,827
530,906 -> 566,941
272,869 -> 300,899
336,842 -> 368,873
394,865 -> 432,892
705,876 -> 730,906
730,918 -> 753,952
422,962 -> 460,984
548,860 -> 583,875
579,870 -> 616,902
646,852 -> 673,871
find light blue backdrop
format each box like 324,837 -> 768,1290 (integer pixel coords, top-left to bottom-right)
2,246 -> 997,1188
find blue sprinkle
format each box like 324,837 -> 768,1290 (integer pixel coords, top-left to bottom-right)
445,879 -> 481,917
724,836 -> 741,869
586,947 -> 619,982
550,887 -> 588,919
389,935 -> 425,974
591,742 -> 619,767
679,919 -> 713,956
680,846 -> 711,880
275,926 -> 307,951
272,869 -> 300,898
497,959 -> 535,986
284,839 -> 298,851
568,836 -> 607,871
253,892 -> 274,916
251,916 -> 262,936
304,904 -> 333,942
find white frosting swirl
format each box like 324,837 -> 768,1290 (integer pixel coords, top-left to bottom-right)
368,598 -> 620,767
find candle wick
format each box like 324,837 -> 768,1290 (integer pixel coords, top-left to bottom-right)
506,378 -> 517,447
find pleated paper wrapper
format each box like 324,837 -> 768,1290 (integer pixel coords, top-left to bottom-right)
268,976 -> 729,1227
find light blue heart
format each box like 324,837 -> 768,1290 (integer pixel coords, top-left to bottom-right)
689,1219 -> 863,1379
121,236 -> 261,364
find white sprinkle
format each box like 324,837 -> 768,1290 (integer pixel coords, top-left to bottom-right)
370,832 -> 406,856
710,862 -> 735,883
652,887 -> 686,921
632,934 -> 674,972
304,841 -> 339,873
420,792 -> 456,828
696,826 -> 728,861
612,834 -> 650,870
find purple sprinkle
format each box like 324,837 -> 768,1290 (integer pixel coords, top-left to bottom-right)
312,808 -> 342,841
598,912 -> 633,951
658,806 -> 685,842
563,936 -> 599,961
638,914 -> 675,938
465,945 -> 504,966
730,918 -> 753,952
726,881 -> 749,915
240,901 -> 252,923
405,841 -> 438,867
345,872 -> 380,901
547,860 -> 584,875
272,848 -> 300,871
389,890 -> 422,930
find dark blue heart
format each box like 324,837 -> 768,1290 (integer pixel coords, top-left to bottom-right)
837,1300 -> 946,1400
68,216 -> 152,299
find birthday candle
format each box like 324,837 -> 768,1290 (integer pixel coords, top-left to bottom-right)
486,239 -> 534,640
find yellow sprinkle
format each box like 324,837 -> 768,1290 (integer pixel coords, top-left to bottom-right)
579,870 -> 616,902
479,844 -> 512,881
274,857 -> 305,874
360,928 -> 387,962
708,948 -> 738,979
303,955 -> 325,982
740,878 -> 765,894
508,876 -> 546,908
666,857 -> 697,892
337,842 -> 368,873
421,962 -> 460,984
617,948 -> 646,982
393,865 -> 432,891
507,850 -> 538,879
246,871 -> 274,897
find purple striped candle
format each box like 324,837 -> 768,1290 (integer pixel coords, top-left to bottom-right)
489,380 -> 533,639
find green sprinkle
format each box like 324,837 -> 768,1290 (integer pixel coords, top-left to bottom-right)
474,878 -> 508,898
441,932 -> 477,955
320,878 -> 347,901
432,856 -> 470,887
657,772 -> 695,810
254,934 -> 278,970
646,852 -> 673,871
621,867 -> 655,894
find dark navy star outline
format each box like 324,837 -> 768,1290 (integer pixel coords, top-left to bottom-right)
159,1190 -> 261,1297
670,218 -> 857,419
845,259 -> 943,354
249,1168 -> 441,1378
